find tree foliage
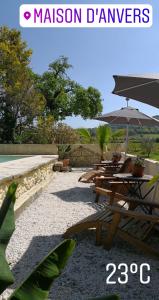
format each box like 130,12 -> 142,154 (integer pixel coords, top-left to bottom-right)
0,27 -> 103,143
37,56 -> 103,121
53,123 -> 80,144
140,137 -> 156,158
0,26 -> 45,143
111,129 -> 126,142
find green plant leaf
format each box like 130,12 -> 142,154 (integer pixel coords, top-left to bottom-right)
78,128 -> 92,143
58,144 -> 71,159
0,182 -> 18,293
9,239 -> 76,300
89,295 -> 120,300
147,173 -> 159,187
96,125 -> 111,159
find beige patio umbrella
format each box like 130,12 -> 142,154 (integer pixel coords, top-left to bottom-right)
95,105 -> 159,155
112,74 -> 159,108
112,73 -> 159,194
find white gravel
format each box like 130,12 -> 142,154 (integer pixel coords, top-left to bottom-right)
2,170 -> 159,300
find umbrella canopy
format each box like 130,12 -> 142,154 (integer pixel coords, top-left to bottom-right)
95,106 -> 159,126
112,74 -> 159,109
95,106 -> 159,155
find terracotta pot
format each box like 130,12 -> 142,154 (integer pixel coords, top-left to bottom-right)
63,159 -> 70,167
132,165 -> 145,177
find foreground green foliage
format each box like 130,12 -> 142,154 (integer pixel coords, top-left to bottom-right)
0,183 -> 120,300
9,239 -> 76,300
0,183 -> 18,293
148,173 -> 159,187
0,183 -> 76,299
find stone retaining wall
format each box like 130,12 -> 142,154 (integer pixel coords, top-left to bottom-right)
0,144 -> 58,155
0,144 -> 125,166
68,145 -> 101,167
0,156 -> 58,216
66,144 -> 125,167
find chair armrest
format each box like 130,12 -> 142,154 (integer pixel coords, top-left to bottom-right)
95,187 -> 112,196
123,197 -> 159,209
113,192 -> 130,201
108,205 -> 159,223
112,191 -> 159,209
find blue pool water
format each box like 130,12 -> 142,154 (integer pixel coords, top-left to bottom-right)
0,155 -> 29,163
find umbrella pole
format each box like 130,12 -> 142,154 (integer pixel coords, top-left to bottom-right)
125,123 -> 129,157
125,98 -> 129,157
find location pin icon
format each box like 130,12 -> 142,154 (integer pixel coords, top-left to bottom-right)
24,11 -> 31,20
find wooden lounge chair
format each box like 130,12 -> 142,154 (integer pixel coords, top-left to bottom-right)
64,188 -> 159,258
94,158 -> 133,202
78,158 -> 132,183
78,169 -> 105,183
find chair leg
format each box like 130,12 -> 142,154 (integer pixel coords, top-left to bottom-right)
95,193 -> 100,203
104,212 -> 121,250
96,224 -> 102,245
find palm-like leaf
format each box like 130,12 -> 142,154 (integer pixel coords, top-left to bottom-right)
9,239 -> 76,300
97,125 -> 111,150
96,125 -> 111,160
147,174 -> 159,187
78,128 -> 92,143
0,182 -> 18,293
58,144 -> 71,159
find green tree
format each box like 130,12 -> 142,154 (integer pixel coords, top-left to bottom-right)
0,26 -> 45,143
0,27 -> 103,143
37,56 -> 103,121
140,137 -> 156,158
53,123 -> 80,144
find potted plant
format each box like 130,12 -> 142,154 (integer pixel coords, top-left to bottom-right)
112,152 -> 121,163
58,144 -> 71,167
132,157 -> 145,177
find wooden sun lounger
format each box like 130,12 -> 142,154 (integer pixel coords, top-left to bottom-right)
78,169 -> 105,183
78,158 -> 133,184
64,189 -> 159,258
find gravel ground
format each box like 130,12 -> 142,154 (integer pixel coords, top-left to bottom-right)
2,169 -> 159,300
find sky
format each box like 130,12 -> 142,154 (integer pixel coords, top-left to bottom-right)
1,0 -> 159,128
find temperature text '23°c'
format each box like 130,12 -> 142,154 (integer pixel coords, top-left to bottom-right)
106,263 -> 150,285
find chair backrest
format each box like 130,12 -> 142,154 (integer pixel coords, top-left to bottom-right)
119,157 -> 133,174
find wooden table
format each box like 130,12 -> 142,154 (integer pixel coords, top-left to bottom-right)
93,161 -> 124,170
113,173 -> 154,200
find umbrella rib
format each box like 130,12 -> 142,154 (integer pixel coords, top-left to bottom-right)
109,116 -> 125,124
137,119 -> 142,126
115,79 -> 159,94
